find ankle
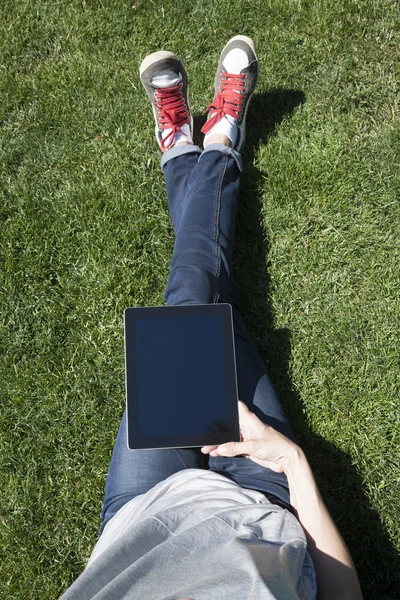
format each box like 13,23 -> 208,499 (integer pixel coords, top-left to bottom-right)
173,140 -> 193,147
203,133 -> 232,148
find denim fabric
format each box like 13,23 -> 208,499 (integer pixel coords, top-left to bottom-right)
99,144 -> 295,537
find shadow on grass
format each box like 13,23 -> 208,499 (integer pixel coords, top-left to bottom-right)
200,89 -> 399,600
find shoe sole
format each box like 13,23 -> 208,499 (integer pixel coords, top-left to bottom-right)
139,51 -> 193,146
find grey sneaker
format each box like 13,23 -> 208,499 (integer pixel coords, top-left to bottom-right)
139,51 -> 193,151
201,35 -> 258,152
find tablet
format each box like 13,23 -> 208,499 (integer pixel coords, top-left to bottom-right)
124,304 -> 240,450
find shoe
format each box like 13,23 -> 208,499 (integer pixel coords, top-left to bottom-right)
201,35 -> 258,152
139,51 -> 193,152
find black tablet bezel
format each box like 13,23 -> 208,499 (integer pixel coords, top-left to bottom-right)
124,304 -> 240,450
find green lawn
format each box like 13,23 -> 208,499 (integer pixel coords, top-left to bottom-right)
1,0 -> 399,598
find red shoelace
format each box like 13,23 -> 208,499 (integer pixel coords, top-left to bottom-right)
201,72 -> 246,135
154,82 -> 190,151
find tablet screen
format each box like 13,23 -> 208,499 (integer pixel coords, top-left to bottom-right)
125,305 -> 239,450
136,315 -> 228,437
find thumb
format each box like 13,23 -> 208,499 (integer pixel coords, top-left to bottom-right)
238,400 -> 253,419
217,440 -> 255,457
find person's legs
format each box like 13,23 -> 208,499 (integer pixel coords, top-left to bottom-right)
99,137 -> 293,536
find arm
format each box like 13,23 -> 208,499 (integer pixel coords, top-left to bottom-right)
285,449 -> 363,600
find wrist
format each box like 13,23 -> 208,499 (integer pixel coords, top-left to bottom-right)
282,444 -> 308,475
284,448 -> 322,514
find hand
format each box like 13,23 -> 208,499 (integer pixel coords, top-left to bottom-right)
201,400 -> 301,474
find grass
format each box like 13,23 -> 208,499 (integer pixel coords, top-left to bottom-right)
1,0 -> 399,598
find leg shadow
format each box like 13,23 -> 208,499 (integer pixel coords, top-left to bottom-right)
233,89 -> 399,599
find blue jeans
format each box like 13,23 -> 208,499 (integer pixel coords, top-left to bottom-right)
99,143 -> 295,537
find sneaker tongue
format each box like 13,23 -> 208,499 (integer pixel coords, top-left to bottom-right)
151,70 -> 182,88
222,48 -> 249,74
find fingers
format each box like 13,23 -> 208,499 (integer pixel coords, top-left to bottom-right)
201,445 -> 217,454
238,399 -> 249,413
216,440 -> 256,457
201,402 -> 254,456
201,440 -> 253,458
238,400 -> 254,421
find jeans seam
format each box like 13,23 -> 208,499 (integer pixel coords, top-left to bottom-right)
213,153 -> 228,303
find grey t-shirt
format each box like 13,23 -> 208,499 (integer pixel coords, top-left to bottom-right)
60,469 -> 316,599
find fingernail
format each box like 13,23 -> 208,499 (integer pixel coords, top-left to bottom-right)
218,445 -> 228,455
